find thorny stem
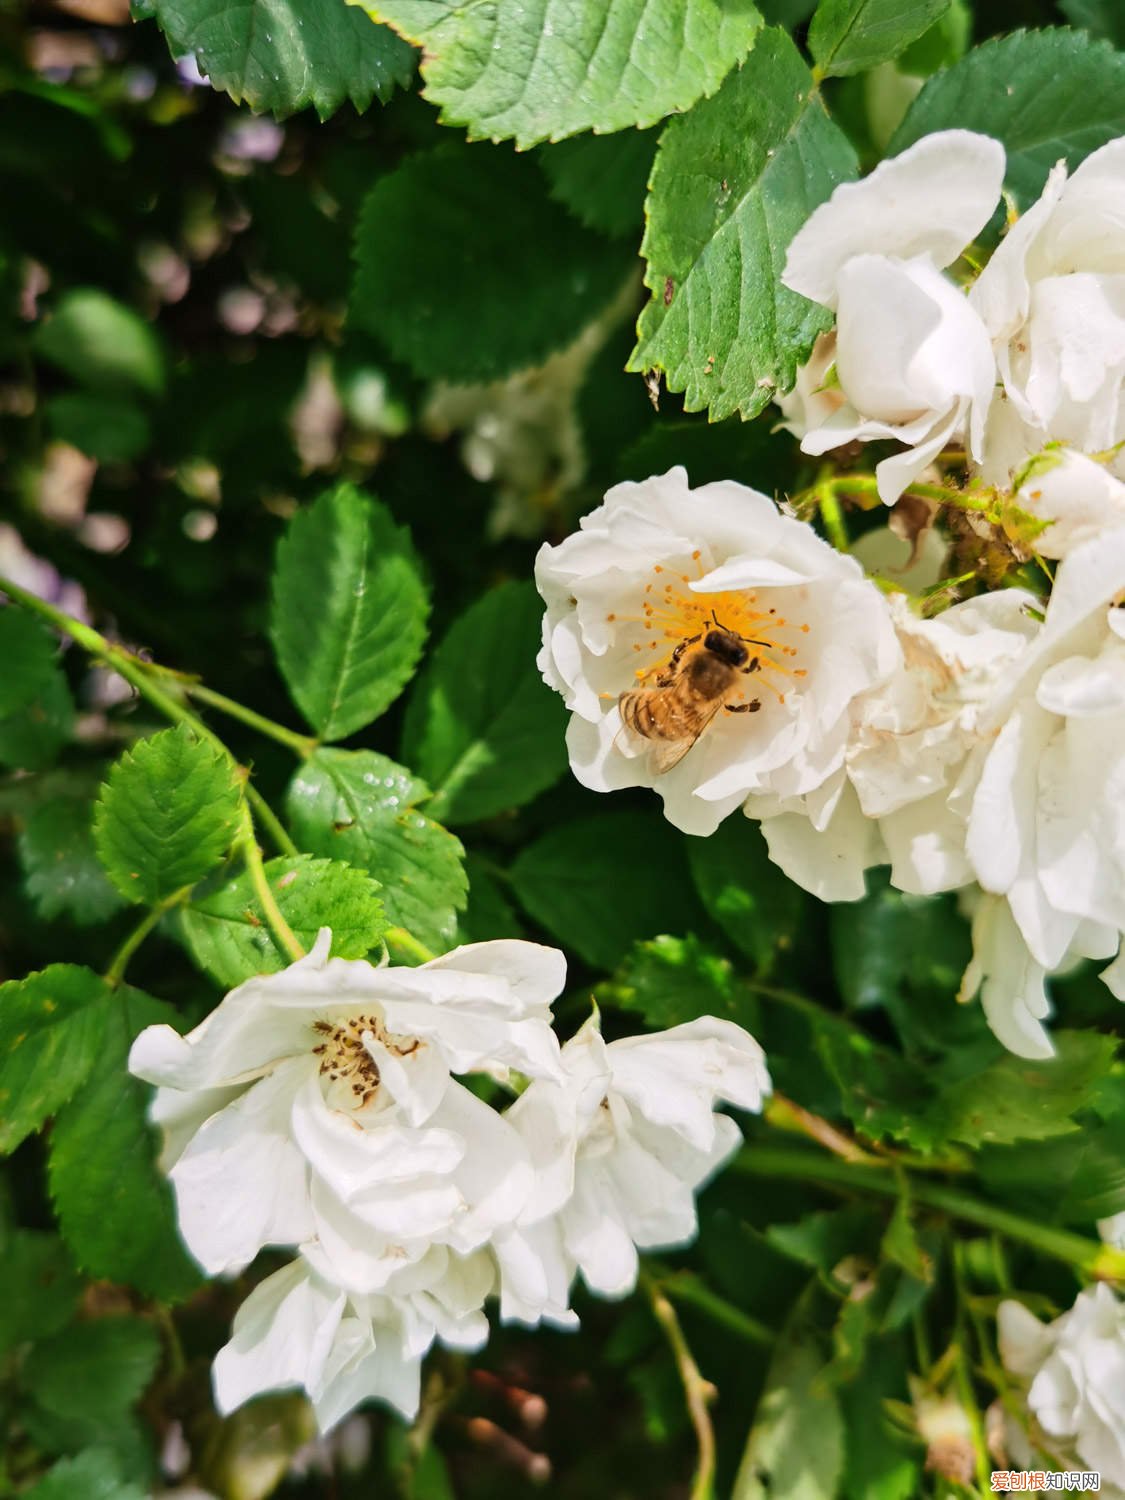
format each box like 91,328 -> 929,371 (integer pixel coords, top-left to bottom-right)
735,1145 -> 1125,1283
246,781 -> 299,857
178,680 -> 317,759
385,926 -> 437,965
238,805 -> 305,963
642,1271 -> 717,1500
765,1092 -> 883,1165
104,891 -> 191,987
651,1268 -> 774,1347
952,1246 -> 995,1494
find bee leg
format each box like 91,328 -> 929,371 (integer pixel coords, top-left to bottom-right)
669,633 -> 700,667
741,657 -> 761,674
725,700 -> 762,714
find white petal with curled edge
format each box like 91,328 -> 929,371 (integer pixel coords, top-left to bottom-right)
998,1298 -> 1055,1378
310,1317 -> 422,1430
783,131 -> 1005,307
417,940 -> 567,1015
493,1219 -> 578,1329
960,896 -> 1055,1060
1100,945 -> 1125,1001
562,1160 -> 638,1298
428,1081 -> 535,1253
607,1017 -> 770,1152
148,1081 -> 242,1173
1036,652 -> 1125,716
757,783 -> 884,902
970,162 -> 1068,338
212,1259 -> 345,1416
168,1057 -> 316,1275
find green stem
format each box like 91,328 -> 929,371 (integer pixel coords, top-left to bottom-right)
641,1271 -> 716,1500
0,573 -> 227,756
735,1145 -> 1125,1281
182,681 -> 316,759
653,1269 -> 774,1347
245,782 -> 299,858
104,892 -> 189,987
952,1245 -> 994,1495
818,484 -> 850,552
386,926 -> 437,965
238,807 -> 305,963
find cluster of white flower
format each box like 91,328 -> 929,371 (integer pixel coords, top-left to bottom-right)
129,931 -> 769,1432
999,1287 -> 1125,1494
536,128 -> 1125,1064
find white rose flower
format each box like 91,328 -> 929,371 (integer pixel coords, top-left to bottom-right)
961,528 -> 1125,1053
535,467 -> 900,836
998,1286 -> 1125,1489
773,331 -> 845,441
1015,448 -> 1125,558
494,1015 -> 770,1317
129,931 -> 565,1285
970,138 -> 1125,484
755,589 -> 1039,903
781,131 -> 1002,504
213,1247 -> 492,1432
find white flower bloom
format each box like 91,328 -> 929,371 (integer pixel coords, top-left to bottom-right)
535,467 -> 900,835
1099,1213 -> 1125,1250
773,331 -> 845,441
782,131 -> 1002,504
961,529 -> 1125,1052
1015,448 -> 1125,558
971,139 -> 1125,484
129,931 -> 565,1285
755,589 -> 1040,903
494,1015 -> 770,1317
998,1286 -> 1125,1489
213,1247 -> 492,1432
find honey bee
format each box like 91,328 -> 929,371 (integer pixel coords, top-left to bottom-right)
618,615 -> 766,774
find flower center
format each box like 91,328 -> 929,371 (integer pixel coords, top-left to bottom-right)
312,1014 -> 422,1109
607,557 -> 810,705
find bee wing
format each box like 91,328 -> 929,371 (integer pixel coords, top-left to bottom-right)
648,700 -> 725,775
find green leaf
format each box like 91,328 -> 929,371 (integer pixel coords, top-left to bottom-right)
358,0 -> 762,148
841,1339 -> 919,1500
286,748 -> 466,956
890,29 -> 1125,203
149,0 -> 416,120
93,726 -> 241,905
976,1113 -> 1125,1225
539,129 -> 657,240
401,581 -> 567,825
0,966 -> 109,1155
932,1031 -> 1118,1148
609,934 -> 760,1030
831,879 -> 970,1015
180,854 -> 386,987
33,289 -> 165,397
23,1317 -> 160,1440
0,1231 -> 82,1356
629,27 -> 857,421
814,1021 -> 942,1152
510,810 -> 705,971
0,669 -> 74,772
19,800 -> 126,925
734,1338 -> 845,1500
0,609 -> 59,717
48,989 -> 201,1300
808,0 -> 950,78
766,1205 -> 881,1273
45,394 -> 151,464
270,484 -> 429,741
686,818 -> 803,975
351,143 -> 630,384
25,1451 -> 145,1500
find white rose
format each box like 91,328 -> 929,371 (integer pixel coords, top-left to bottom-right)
971,138 -> 1125,484
962,529 -> 1125,1053
494,1015 -> 770,1318
756,589 -> 1039,903
998,1286 -> 1125,1489
1015,448 -> 1125,558
130,931 -> 565,1285
535,467 -> 900,836
213,1248 -> 492,1432
782,131 -> 1002,504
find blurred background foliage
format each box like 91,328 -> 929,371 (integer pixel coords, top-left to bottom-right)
1,0 -> 1124,1495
